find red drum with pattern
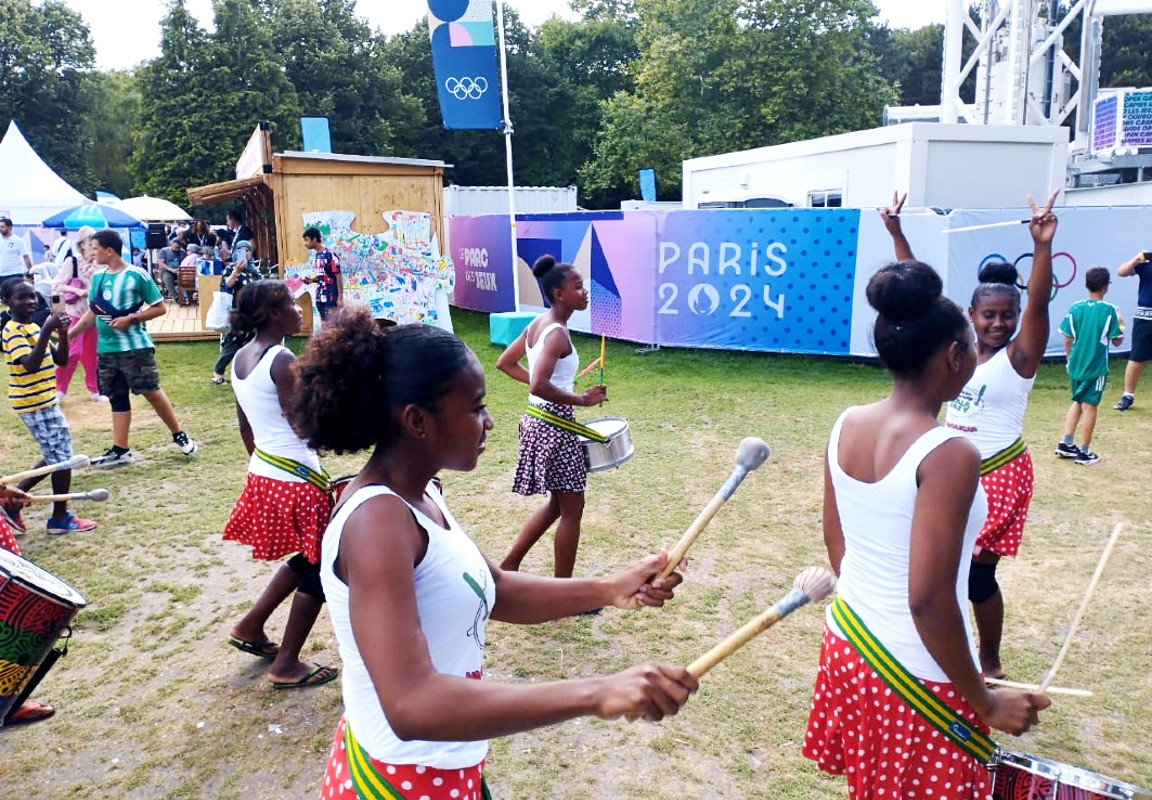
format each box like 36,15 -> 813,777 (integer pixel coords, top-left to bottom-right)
992,750 -> 1151,800
0,549 -> 86,725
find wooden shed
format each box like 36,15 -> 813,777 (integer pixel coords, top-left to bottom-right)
171,130 -> 448,341
187,150 -> 449,269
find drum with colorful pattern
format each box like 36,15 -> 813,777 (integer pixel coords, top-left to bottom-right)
992,750 -> 1151,800
0,549 -> 86,725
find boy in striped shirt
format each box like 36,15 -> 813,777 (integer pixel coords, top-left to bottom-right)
1056,266 -> 1125,465
0,278 -> 96,533
67,230 -> 196,467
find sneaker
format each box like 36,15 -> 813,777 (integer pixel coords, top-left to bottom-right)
0,503 -> 27,534
1114,394 -> 1134,411
173,431 -> 197,456
54,391 -> 65,404
90,392 -> 108,402
1055,442 -> 1081,459
1075,450 -> 1101,466
91,447 -> 134,468
46,512 -> 97,535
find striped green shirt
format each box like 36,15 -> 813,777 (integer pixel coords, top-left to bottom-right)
2,320 -> 57,414
88,266 -> 162,353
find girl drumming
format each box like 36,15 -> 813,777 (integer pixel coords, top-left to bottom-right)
291,309 -> 695,799
804,259 -> 1049,798
222,280 -> 337,689
881,190 -> 1058,680
496,255 -> 606,578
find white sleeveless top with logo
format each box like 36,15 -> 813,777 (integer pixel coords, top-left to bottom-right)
944,347 -> 1034,459
526,321 -> 579,406
320,483 -> 495,768
231,343 -> 322,481
826,409 -> 987,682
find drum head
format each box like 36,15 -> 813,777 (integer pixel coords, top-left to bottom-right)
996,750 -> 1152,799
0,549 -> 87,608
585,417 -> 627,437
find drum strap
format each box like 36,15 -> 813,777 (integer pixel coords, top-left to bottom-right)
980,437 -> 1026,476
254,448 -> 331,492
830,597 -> 998,765
342,720 -> 492,800
525,405 -> 608,443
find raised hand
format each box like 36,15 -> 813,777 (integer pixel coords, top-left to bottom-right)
878,191 -> 907,236
1027,189 -> 1060,244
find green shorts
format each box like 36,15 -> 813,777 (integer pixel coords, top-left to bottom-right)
1070,374 -> 1107,405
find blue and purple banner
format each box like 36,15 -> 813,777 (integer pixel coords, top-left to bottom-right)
427,0 -> 503,130
450,210 -> 862,355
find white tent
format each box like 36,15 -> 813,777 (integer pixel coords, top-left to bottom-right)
111,195 -> 191,222
0,120 -> 87,224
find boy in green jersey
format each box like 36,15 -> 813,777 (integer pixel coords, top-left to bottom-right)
67,230 -> 197,467
1056,267 -> 1124,465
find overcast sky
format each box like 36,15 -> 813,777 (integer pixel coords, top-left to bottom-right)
64,0 -> 946,71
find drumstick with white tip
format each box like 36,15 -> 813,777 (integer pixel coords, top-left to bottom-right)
943,219 -> 1030,235
1037,521 -> 1126,693
0,455 -> 90,485
984,677 -> 1092,698
23,488 -> 110,504
656,437 -> 770,580
688,567 -> 837,677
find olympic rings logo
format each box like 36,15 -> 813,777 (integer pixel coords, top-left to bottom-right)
445,76 -> 489,101
978,252 -> 1077,301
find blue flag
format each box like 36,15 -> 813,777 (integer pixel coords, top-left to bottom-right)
428,0 -> 503,130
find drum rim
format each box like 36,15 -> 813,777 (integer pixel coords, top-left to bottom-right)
0,548 -> 88,608
995,750 -> 1152,798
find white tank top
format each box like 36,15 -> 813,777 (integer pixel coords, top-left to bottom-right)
944,347 -> 1034,458
826,408 -> 986,682
526,321 -> 579,406
320,483 -> 494,769
231,344 -> 322,479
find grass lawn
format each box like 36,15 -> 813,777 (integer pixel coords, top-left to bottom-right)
0,308 -> 1148,799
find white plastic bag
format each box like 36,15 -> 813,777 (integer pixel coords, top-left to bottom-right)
205,291 -> 233,332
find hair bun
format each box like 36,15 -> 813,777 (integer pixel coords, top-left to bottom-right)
531,255 -> 557,278
866,261 -> 943,322
978,261 -> 1018,286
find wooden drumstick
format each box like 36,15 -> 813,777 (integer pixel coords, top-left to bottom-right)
984,677 -> 1092,698
656,437 -> 770,580
688,567 -> 836,678
23,488 -> 110,504
1037,522 -> 1125,693
0,454 -> 90,485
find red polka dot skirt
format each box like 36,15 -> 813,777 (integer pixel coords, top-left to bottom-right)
0,517 -> 18,555
223,473 -> 331,564
975,451 -> 1033,559
320,717 -> 487,800
803,626 -> 992,799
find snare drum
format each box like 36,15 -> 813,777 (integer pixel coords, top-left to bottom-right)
578,417 -> 634,473
992,750 -> 1152,800
0,549 -> 87,724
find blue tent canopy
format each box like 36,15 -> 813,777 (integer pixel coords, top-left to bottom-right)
42,203 -> 143,230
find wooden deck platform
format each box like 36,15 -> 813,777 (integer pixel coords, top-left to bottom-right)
148,300 -> 219,343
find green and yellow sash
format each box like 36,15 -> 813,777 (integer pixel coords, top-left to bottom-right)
254,448 -> 331,492
343,721 -> 492,800
979,437 -> 1026,477
524,405 -> 607,443
830,596 -> 997,765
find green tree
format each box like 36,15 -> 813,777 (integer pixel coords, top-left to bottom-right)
0,0 -> 97,193
870,24 -> 944,107
133,0 -> 300,205
257,0 -> 423,156
85,69 -> 141,198
583,0 -> 896,198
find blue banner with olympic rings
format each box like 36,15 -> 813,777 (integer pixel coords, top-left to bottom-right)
427,0 -> 503,130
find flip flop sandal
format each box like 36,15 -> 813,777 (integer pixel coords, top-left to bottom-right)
228,637 -> 280,659
269,664 -> 339,690
6,698 -> 55,725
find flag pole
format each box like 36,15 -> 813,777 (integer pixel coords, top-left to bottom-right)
495,0 -> 520,312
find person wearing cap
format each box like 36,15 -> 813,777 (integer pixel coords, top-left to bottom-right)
0,217 -> 32,283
